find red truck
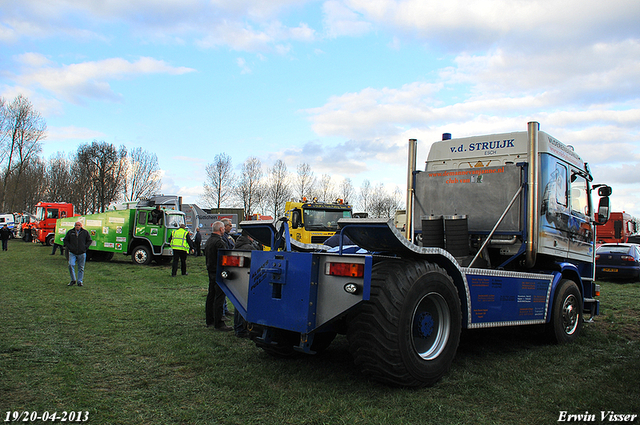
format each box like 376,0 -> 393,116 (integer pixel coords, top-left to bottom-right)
595,211 -> 637,245
32,202 -> 75,245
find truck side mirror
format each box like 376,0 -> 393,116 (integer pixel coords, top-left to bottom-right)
598,186 -> 612,197
596,196 -> 610,225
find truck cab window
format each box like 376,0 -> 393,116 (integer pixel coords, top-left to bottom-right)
554,164 -> 568,207
570,174 -> 588,217
166,213 -> 185,229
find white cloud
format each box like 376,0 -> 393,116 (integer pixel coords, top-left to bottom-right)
344,0 -> 640,51
12,56 -> 195,104
1,0 -> 318,54
47,125 -> 107,141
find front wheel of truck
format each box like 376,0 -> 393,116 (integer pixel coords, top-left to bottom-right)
547,279 -> 582,344
347,260 -> 461,388
131,245 -> 152,265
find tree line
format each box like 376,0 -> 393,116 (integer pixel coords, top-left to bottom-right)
2,94 -> 403,219
202,153 -> 405,219
1,95 -> 161,214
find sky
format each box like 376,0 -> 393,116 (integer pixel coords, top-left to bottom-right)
1,0 -> 640,218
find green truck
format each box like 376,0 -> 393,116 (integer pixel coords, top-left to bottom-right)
54,206 -> 187,265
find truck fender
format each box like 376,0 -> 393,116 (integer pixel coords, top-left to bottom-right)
546,263 -> 583,322
336,218 -> 472,328
406,253 -> 471,329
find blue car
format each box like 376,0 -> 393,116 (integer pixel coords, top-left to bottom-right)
596,243 -> 640,282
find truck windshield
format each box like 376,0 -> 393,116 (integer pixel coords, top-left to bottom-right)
166,213 -> 185,229
304,209 -> 351,231
35,207 -> 46,221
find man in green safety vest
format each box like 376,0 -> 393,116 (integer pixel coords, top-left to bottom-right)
169,223 -> 194,277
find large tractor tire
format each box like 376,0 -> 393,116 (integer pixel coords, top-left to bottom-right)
347,259 -> 461,388
546,279 -> 582,344
131,245 -> 152,265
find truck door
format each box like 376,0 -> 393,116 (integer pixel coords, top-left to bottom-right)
567,172 -> 593,262
539,157 -> 570,257
135,210 -> 165,250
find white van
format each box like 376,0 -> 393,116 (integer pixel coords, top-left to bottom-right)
0,213 -> 15,237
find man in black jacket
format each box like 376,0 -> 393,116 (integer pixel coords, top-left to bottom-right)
63,221 -> 92,287
0,224 -> 11,251
204,221 -> 232,331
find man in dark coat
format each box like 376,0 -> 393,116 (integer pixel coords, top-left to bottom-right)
0,224 -> 11,251
63,221 -> 92,287
193,228 -> 202,256
204,221 -> 232,331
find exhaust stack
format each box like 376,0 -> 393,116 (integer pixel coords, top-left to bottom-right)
406,139 -> 417,241
525,121 -> 539,268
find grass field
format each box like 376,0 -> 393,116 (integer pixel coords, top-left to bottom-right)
1,239 -> 639,424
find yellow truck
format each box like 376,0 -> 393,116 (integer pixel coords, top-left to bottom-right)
285,199 -> 352,244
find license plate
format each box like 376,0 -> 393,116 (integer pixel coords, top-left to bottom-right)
602,268 -> 618,272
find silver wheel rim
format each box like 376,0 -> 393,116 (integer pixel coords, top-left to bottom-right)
411,292 -> 451,360
562,294 -> 580,335
135,249 -> 148,263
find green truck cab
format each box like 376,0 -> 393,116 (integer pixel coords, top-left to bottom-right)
54,206 -> 187,265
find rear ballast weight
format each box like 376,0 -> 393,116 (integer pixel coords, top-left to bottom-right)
217,122 -> 609,388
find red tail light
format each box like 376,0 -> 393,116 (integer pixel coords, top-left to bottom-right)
221,255 -> 246,267
326,262 -> 364,277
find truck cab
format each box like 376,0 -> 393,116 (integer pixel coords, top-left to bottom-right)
286,199 -> 353,244
596,211 -> 637,245
131,207 -> 186,264
33,202 -> 75,245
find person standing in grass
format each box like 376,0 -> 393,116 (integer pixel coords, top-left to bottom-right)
0,224 -> 11,251
193,227 -> 202,256
169,223 -> 194,276
63,221 -> 92,287
204,221 -> 232,331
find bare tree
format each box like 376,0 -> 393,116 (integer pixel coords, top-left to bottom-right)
392,186 -> 404,212
368,184 -> 403,219
122,147 -> 161,201
359,179 -> 372,214
295,163 -> 316,201
339,177 -> 355,204
0,97 -> 7,167
69,154 -> 94,214
0,95 -> 46,211
202,153 -> 234,208
266,159 -> 291,218
6,157 -> 46,212
75,141 -> 127,213
235,156 -> 264,217
45,152 -> 72,202
319,174 -> 334,203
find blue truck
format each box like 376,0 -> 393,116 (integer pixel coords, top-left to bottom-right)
216,122 -> 611,387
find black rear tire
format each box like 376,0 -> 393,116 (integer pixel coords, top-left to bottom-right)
347,260 -> 461,387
